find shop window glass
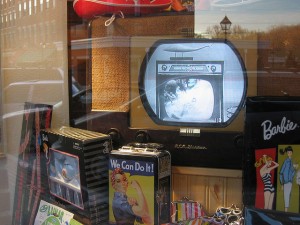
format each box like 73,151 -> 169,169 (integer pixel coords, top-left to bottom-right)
0,0 -> 300,224
0,1 -> 69,222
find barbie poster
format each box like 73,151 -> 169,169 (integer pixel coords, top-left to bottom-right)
244,96 -> 300,213
254,146 -> 300,213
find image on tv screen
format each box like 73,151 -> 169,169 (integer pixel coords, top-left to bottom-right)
162,78 -> 216,121
139,39 -> 247,127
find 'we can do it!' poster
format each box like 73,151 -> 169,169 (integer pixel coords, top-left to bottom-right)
108,156 -> 155,225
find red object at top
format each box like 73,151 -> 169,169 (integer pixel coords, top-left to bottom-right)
73,0 -> 172,19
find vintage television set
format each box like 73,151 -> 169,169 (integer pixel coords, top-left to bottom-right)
79,19 -> 257,169
127,37 -> 249,169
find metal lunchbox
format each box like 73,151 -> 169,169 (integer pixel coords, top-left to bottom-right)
108,143 -> 171,225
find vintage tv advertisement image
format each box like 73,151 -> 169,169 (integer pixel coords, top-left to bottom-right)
47,148 -> 83,209
156,61 -> 223,124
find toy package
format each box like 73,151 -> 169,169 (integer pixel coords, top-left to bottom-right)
41,126 -> 112,224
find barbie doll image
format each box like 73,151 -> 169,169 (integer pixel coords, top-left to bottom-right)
255,154 -> 279,209
279,146 -> 298,212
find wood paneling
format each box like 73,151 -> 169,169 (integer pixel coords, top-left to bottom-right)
172,166 -> 243,215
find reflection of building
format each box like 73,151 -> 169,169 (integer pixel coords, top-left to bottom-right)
257,33 -> 300,72
1,3 -> 70,224
1,0 -> 64,68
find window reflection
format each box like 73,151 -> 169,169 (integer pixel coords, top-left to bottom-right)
0,0 -> 69,159
0,0 -> 300,223
194,0 -> 300,98
65,0 -> 300,125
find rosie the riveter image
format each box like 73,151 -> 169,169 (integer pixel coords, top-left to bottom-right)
109,167 -> 154,225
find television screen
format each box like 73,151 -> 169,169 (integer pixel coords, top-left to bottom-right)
139,39 -> 247,127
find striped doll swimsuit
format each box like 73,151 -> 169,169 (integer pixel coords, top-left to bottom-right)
262,173 -> 275,193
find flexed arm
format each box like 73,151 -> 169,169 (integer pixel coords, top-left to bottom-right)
131,180 -> 153,225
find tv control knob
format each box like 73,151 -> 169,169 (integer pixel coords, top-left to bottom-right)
107,128 -> 121,148
161,64 -> 168,71
211,65 -> 217,73
135,130 -> 150,143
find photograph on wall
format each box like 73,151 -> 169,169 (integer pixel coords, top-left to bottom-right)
276,144 -> 300,213
108,157 -> 155,225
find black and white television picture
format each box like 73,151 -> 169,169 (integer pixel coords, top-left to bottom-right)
139,39 -> 247,127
